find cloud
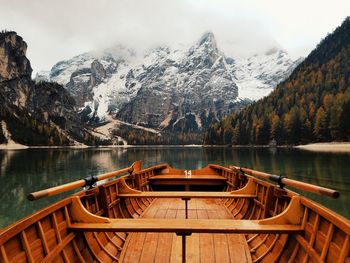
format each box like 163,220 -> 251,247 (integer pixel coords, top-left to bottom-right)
0,0 -> 349,73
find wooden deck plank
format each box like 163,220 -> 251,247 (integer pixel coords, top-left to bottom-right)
139,233 -> 159,263
187,234 -> 200,263
141,198 -> 160,218
170,234 -> 182,263
207,207 -> 231,263
168,198 -> 183,210
154,233 -> 173,263
141,198 -> 170,262
199,233 -> 215,263
170,204 -> 187,263
213,234 -> 231,263
187,200 -> 200,263
188,210 -> 198,220
166,209 -> 178,219
198,199 -> 220,263
120,232 -> 146,263
154,207 -> 174,263
110,198 -> 298,262
227,234 -> 252,263
197,209 -> 208,219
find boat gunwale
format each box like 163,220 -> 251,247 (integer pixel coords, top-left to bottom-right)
133,163 -> 168,174
97,173 -> 133,188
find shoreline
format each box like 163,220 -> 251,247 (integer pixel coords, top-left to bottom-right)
295,142 -> 350,152
0,144 -> 206,150
1,142 -> 350,152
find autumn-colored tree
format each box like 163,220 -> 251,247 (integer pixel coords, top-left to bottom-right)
204,17 -> 350,146
314,107 -> 328,141
231,123 -> 240,145
270,114 -> 281,142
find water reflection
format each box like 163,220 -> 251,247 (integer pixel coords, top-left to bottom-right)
0,147 -> 349,228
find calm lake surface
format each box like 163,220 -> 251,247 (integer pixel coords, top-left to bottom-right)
1,147 -> 350,228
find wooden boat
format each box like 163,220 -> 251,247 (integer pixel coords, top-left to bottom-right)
0,161 -> 349,262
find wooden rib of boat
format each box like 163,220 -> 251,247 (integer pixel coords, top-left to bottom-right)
0,161 -> 349,262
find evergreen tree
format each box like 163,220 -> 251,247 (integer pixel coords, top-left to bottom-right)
204,17 -> 350,145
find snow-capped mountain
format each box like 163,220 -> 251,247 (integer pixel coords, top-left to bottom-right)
116,32 -> 244,131
37,32 -> 301,132
232,47 -> 303,100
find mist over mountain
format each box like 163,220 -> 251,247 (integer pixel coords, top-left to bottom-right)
36,32 -> 300,143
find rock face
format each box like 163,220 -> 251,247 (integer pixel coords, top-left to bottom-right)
41,32 -> 302,133
28,82 -> 81,135
0,32 -> 32,82
47,48 -> 125,109
90,59 -> 106,86
116,32 -> 241,131
0,31 -> 100,146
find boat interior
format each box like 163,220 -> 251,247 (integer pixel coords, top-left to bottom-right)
0,161 -> 349,263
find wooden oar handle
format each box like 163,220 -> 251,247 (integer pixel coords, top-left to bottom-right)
28,162 -> 140,201
230,166 -> 340,199
28,180 -> 85,201
282,178 -> 340,198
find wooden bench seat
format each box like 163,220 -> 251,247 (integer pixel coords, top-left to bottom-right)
69,218 -> 303,234
68,195 -> 304,262
149,174 -> 227,190
149,174 -> 227,180
116,191 -> 256,199
117,198 -> 255,263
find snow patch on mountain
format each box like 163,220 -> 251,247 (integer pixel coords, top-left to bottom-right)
232,47 -> 300,100
38,33 -> 302,129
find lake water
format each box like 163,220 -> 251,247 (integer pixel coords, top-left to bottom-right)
1,147 -> 349,228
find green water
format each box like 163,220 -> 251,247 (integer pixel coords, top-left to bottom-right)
1,147 -> 349,228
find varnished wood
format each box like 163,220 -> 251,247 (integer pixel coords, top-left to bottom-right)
231,165 -> 340,198
0,198 -> 72,245
117,191 -> 256,198
0,245 -> 9,263
27,162 -> 140,201
149,174 -> 227,180
149,174 -> 227,188
120,197 -> 252,262
69,219 -> 303,234
41,233 -> 76,263
20,231 -> 34,263
37,221 -> 49,256
1,162 -> 349,263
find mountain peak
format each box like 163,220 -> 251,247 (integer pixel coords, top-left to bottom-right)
197,31 -> 216,48
264,47 -> 278,56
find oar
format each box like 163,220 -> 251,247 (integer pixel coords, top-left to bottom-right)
28,162 -> 138,201
230,166 -> 340,198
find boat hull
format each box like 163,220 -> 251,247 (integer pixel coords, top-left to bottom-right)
0,163 -> 349,262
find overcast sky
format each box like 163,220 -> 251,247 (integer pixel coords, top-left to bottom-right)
1,0 -> 349,73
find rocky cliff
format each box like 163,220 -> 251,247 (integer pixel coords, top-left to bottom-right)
0,32 -> 32,82
0,31 -> 102,146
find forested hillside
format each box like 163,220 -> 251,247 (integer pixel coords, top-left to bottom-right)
205,17 -> 350,145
